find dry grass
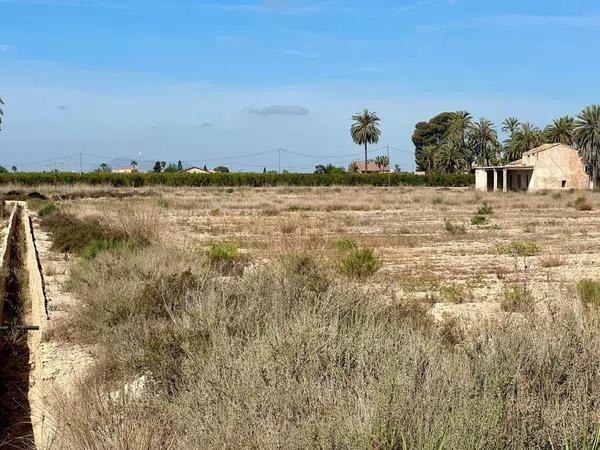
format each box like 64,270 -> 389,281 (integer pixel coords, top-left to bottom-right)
46,243 -> 600,449
26,185 -> 600,448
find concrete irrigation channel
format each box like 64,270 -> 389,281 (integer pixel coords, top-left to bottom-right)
0,201 -> 48,449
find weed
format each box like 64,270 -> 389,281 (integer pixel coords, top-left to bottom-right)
577,279 -> 600,306
496,241 -> 540,257
339,247 -> 380,279
575,196 -> 593,211
477,203 -> 493,215
445,220 -> 466,235
280,222 -> 297,234
501,285 -> 534,312
207,241 -> 245,275
81,239 -> 135,260
439,283 -> 471,304
332,237 -> 358,251
38,203 -> 58,217
432,195 -> 443,205
471,214 -> 487,225
539,254 -> 565,268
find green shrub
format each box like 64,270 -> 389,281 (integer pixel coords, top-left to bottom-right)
81,239 -> 134,260
432,195 -> 442,205
496,241 -> 540,257
38,203 -> 58,217
477,203 -> 493,215
207,241 -> 245,275
577,279 -> 600,306
471,214 -> 487,225
0,171 -> 475,188
339,247 -> 381,279
501,285 -> 534,312
332,238 -> 358,251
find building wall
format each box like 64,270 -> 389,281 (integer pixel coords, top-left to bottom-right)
475,169 -> 488,191
524,145 -> 588,191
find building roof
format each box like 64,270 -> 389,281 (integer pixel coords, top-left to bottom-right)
183,166 -> 213,173
354,160 -> 390,173
522,143 -> 574,157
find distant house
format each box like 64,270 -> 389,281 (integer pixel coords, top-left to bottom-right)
113,166 -> 138,174
475,143 -> 591,192
183,166 -> 213,174
353,160 -> 390,174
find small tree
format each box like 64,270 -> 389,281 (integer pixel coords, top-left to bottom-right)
152,161 -> 163,173
177,160 -> 183,171
11,166 -> 16,173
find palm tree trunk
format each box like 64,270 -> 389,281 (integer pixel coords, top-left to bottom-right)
364,143 -> 368,175
594,164 -> 599,190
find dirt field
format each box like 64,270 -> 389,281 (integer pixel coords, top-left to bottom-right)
54,186 -> 600,317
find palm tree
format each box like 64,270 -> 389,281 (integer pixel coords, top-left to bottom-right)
451,111 -> 472,144
420,145 -> 439,172
436,139 -> 466,173
374,155 -> 389,171
468,118 -> 498,166
545,116 -> 575,145
575,105 -> 600,189
351,110 -> 381,173
506,122 -> 545,161
501,117 -> 520,135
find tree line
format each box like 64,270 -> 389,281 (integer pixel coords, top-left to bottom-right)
412,106 -> 600,184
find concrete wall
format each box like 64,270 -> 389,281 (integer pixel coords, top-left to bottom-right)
524,145 -> 589,191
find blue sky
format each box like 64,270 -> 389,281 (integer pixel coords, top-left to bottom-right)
1,0 -> 599,172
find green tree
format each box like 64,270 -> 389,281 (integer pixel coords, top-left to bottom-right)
213,166 -> 230,173
351,109 -> 381,174
164,163 -> 179,173
412,112 -> 457,171
435,138 -> 467,173
97,163 -> 111,172
153,161 -> 163,173
450,110 -> 472,147
374,155 -> 390,171
544,116 -> 575,145
420,145 -> 439,172
0,165 -> 7,173
575,105 -> 600,189
468,118 -> 499,166
506,122 -> 545,162
11,166 -> 17,172
501,117 -> 521,135
177,160 -> 183,171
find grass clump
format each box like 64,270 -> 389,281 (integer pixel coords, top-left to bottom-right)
540,253 -> 565,268
207,241 -> 245,275
439,283 -> 471,304
574,196 -> 593,211
444,220 -> 466,235
332,237 -> 358,251
577,279 -> 600,306
81,239 -> 135,260
339,247 -> 380,279
496,241 -> 540,257
477,203 -> 493,215
471,214 -> 487,225
38,203 -> 58,217
501,285 -> 534,312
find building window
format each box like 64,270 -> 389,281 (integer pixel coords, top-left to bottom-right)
562,180 -> 567,188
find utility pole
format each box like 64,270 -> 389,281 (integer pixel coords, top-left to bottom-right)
387,145 -> 391,187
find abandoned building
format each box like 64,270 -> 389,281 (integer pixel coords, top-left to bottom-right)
475,143 -> 591,192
